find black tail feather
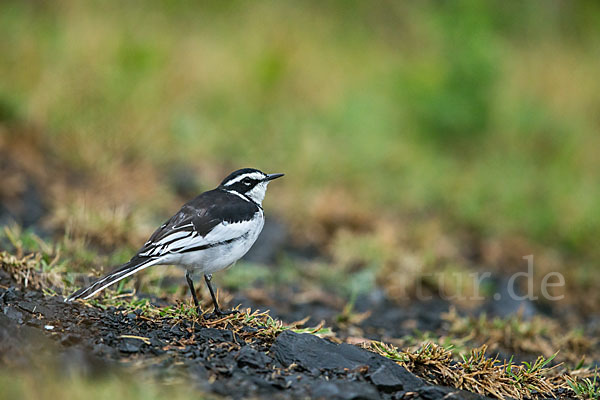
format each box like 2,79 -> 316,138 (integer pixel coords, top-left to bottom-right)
65,257 -> 158,302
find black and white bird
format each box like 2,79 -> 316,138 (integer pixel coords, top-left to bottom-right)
65,168 -> 284,316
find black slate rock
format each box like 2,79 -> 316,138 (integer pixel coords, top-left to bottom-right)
369,364 -> 407,392
235,346 -> 271,369
311,380 -> 381,400
271,330 -> 423,391
417,385 -> 489,400
3,305 -> 23,322
196,327 -> 236,343
119,338 -> 143,353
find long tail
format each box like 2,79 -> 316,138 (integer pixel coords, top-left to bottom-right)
65,257 -> 161,302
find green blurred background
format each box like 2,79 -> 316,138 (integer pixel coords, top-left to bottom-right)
1,0 -> 600,304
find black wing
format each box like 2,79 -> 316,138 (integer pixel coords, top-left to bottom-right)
136,189 -> 260,257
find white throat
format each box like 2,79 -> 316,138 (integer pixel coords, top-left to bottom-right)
245,181 -> 268,205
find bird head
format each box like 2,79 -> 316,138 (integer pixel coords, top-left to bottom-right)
219,168 -> 284,205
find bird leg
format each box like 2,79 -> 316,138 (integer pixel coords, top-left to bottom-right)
185,270 -> 202,315
204,274 -> 237,318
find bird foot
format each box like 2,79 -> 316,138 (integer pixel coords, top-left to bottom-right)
203,308 -> 238,320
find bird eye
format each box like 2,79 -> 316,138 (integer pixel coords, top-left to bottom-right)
243,178 -> 252,185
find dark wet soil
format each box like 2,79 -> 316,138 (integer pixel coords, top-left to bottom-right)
0,267 -> 494,400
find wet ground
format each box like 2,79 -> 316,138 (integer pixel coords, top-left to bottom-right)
0,267 -> 492,399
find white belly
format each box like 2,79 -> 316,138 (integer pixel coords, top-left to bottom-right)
160,212 -> 264,275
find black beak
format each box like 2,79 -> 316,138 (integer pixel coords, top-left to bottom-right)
265,173 -> 284,181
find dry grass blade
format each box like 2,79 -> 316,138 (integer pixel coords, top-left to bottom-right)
0,251 -> 62,291
366,341 -> 567,399
442,306 -> 596,365
118,335 -> 152,345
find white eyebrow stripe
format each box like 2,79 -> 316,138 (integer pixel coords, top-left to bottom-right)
223,172 -> 265,186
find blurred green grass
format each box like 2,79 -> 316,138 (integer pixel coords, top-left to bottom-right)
1,0 -> 600,264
